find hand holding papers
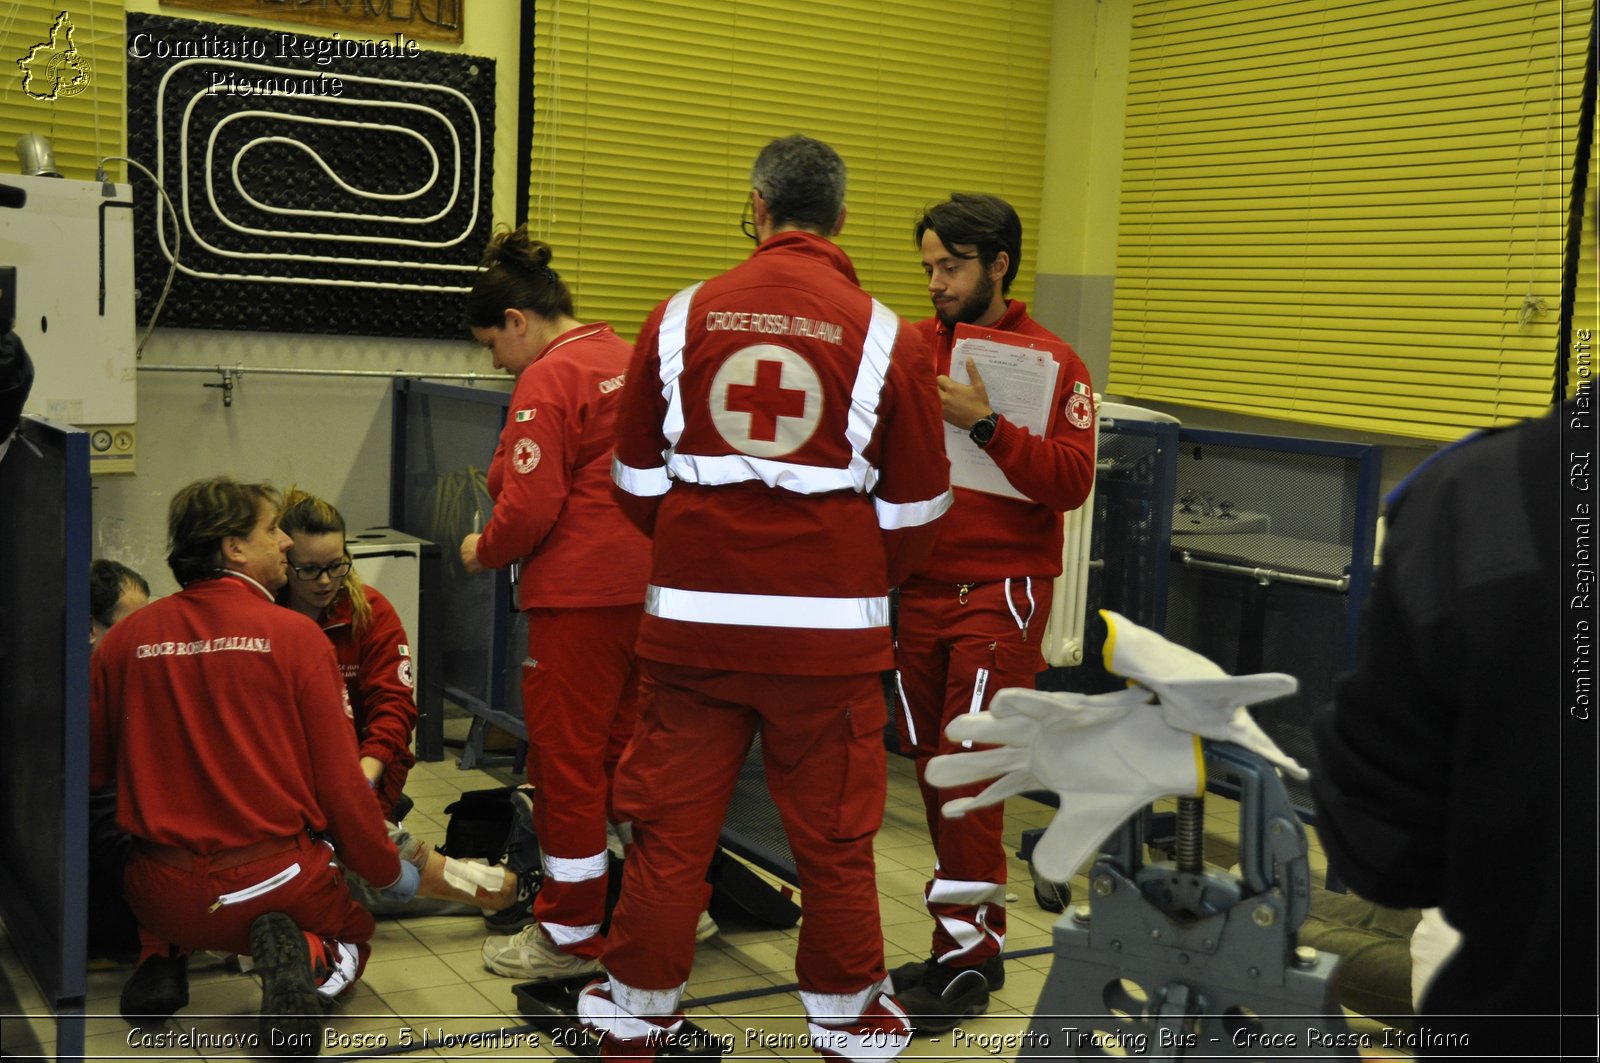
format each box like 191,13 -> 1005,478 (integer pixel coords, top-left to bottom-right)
943,325 -> 1063,500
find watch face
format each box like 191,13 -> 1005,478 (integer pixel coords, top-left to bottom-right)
971,416 -> 997,446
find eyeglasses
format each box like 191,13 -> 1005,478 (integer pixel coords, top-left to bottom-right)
290,556 -> 353,581
740,194 -> 758,242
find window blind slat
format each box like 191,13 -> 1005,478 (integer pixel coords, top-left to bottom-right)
1111,0 -> 1588,440
530,0 -> 1053,339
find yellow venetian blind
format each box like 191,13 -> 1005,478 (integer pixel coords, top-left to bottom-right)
527,0 -> 1053,340
1,3 -> 125,181
1111,0 -> 1592,441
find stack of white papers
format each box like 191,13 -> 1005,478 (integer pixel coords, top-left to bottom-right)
944,335 -> 1060,500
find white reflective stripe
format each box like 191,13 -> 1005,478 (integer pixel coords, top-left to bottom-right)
612,455 -> 673,497
315,940 -> 361,999
610,977 -> 688,1020
646,585 -> 889,630
963,667 -> 989,749
841,299 -> 898,491
927,877 -> 1008,907
577,979 -> 686,1041
666,452 -> 864,493
800,982 -> 881,1023
211,861 -> 301,908
656,283 -> 701,447
875,489 -> 953,530
894,671 -> 917,748
804,1004 -> 912,1063
542,850 -> 610,883
933,912 -> 1004,967
543,920 -> 603,946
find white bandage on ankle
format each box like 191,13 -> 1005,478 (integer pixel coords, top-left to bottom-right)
441,856 -> 508,895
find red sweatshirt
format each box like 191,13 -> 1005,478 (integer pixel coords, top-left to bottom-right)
476,322 -> 652,610
89,574 -> 400,889
611,231 -> 951,675
316,584 -> 416,815
911,301 -> 1095,583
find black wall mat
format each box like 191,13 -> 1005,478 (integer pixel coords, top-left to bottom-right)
126,13 -> 495,339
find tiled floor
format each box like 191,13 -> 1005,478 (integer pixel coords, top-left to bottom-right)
1,720 -> 1410,1061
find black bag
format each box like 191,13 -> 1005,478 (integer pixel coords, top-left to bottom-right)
438,785 -> 520,862
706,849 -> 801,929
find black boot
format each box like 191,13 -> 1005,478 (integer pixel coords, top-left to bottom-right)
119,948 -> 189,1025
894,955 -> 1004,1034
249,912 -> 322,1057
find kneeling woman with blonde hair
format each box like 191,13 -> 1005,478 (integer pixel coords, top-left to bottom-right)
277,487 -> 534,928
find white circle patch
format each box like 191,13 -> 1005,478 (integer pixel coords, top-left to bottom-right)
512,438 -> 541,474
397,659 -> 414,690
708,344 -> 823,458
1066,393 -> 1094,430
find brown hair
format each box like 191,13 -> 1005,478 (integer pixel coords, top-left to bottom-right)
167,478 -> 280,587
277,486 -> 372,636
464,226 -> 574,330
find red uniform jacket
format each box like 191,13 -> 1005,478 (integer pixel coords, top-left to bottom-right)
476,322 -> 652,610
89,574 -> 400,888
912,301 -> 1095,583
317,584 -> 416,817
611,230 -> 952,675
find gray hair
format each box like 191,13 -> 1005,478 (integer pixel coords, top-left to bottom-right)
750,135 -> 846,233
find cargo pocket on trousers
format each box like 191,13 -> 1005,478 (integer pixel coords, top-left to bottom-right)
830,697 -> 890,842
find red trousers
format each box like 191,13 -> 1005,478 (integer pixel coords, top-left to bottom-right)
521,604 -> 642,956
602,661 -> 890,999
123,832 -> 375,973
892,577 -> 1047,968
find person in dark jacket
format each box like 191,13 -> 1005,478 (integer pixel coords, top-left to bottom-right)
1311,392 -> 1595,1058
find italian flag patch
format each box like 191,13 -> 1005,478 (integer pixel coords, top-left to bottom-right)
515,409 -> 536,422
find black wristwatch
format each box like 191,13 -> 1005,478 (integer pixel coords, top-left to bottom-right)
969,412 -> 1000,449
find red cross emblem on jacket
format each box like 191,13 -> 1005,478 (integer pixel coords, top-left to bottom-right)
709,344 -> 823,457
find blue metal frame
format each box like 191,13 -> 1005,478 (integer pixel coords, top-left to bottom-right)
1171,427 -> 1383,667
0,418 -> 89,1062
1100,415 -> 1181,633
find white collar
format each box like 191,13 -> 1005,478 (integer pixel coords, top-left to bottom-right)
218,569 -> 278,601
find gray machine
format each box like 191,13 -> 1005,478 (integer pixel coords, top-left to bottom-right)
1022,743 -> 1358,1060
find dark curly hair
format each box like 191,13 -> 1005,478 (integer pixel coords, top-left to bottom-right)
465,226 -> 575,330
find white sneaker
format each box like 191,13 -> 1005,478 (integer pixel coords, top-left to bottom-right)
481,925 -> 602,980
694,911 -> 719,944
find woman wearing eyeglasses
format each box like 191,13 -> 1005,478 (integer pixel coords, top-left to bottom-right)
278,488 -> 417,817
276,487 -> 532,928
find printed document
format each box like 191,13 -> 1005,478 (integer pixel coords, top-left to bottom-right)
945,333 -> 1060,500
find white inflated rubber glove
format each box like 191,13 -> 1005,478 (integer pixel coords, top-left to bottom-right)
1101,610 -> 1308,780
925,686 -> 1203,883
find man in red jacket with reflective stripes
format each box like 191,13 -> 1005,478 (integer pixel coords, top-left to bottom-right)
891,194 -> 1096,1031
581,135 -> 951,1061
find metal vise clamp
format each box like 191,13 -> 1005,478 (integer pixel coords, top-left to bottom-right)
1019,742 -> 1358,1060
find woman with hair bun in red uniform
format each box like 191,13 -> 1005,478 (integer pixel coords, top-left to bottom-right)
459,228 -> 653,982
